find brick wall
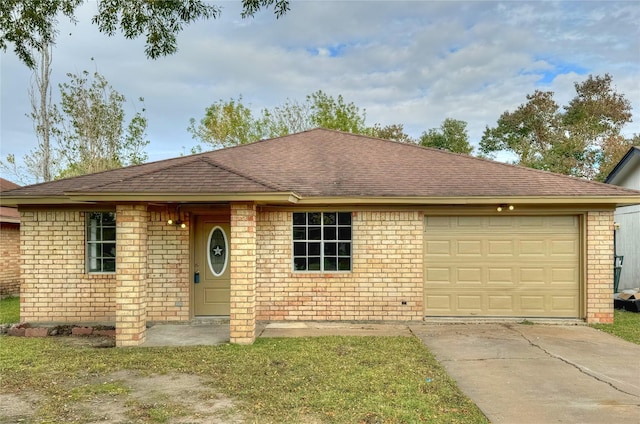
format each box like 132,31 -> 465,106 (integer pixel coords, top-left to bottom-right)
115,204 -> 147,346
256,210 -> 424,321
0,222 -> 21,297
586,210 -> 614,324
20,210 -> 116,322
230,203 -> 257,344
146,210 -> 190,321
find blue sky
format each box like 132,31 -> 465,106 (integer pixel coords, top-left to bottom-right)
1,1 -> 639,183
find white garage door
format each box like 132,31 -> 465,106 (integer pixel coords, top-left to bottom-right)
424,216 -> 580,317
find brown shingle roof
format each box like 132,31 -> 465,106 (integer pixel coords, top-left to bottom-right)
0,178 -> 20,222
3,129 -> 640,203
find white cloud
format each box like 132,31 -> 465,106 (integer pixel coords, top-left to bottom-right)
1,0 -> 639,180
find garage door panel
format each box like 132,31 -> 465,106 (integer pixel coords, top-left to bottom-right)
425,215 -> 580,318
551,239 -> 578,255
426,267 -> 451,283
487,268 -> 515,284
457,267 -> 483,283
425,240 -> 451,255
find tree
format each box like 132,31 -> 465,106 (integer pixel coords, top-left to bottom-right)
307,91 -> 367,134
1,0 -> 290,69
187,96 -> 264,149
25,42 -> 57,182
189,90 -> 392,149
366,123 -> 414,143
563,74 -> 633,180
419,118 -> 473,154
479,74 -> 634,180
0,42 -> 59,184
53,70 -> 149,178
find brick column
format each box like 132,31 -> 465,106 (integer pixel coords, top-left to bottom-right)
230,202 -> 257,344
586,211 -> 614,324
115,204 -> 148,346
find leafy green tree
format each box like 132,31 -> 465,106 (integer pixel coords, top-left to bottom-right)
479,74 -> 634,180
189,90 -> 398,149
419,118 -> 473,154
187,96 -> 264,149
53,70 -> 149,178
1,0 -> 290,69
366,123 -> 414,143
307,91 -> 367,134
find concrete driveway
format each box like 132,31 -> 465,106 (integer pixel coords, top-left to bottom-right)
410,323 -> 640,423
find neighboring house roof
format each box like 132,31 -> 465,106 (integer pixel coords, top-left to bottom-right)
604,146 -> 640,187
3,129 -> 640,206
0,178 -> 20,223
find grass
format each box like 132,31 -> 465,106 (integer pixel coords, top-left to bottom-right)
0,296 -> 19,324
591,309 -> 640,345
0,335 -> 488,423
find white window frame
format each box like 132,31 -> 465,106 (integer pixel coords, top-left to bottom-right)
292,212 -> 352,272
86,212 -> 116,274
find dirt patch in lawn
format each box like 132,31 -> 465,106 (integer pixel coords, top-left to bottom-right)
0,371 -> 243,424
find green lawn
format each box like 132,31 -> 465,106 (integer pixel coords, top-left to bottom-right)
0,335 -> 488,423
0,296 -> 19,324
591,309 -> 640,345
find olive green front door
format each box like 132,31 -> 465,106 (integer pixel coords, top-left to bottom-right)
194,217 -> 230,316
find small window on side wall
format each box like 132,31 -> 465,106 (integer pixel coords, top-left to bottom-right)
292,212 -> 352,272
86,212 -> 116,273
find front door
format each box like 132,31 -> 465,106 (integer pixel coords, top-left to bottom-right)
194,217 -> 230,316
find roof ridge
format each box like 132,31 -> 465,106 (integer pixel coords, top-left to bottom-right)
199,156 -> 287,192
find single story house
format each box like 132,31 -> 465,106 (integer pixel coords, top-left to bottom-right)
0,178 -> 21,298
605,146 -> 640,291
4,129 -> 640,347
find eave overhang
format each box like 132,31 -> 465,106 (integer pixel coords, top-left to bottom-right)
1,192 -> 301,206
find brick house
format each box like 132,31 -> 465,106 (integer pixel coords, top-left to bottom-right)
0,178 -> 21,298
3,129 -> 640,347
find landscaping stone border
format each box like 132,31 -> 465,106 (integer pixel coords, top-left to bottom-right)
1,323 -> 116,339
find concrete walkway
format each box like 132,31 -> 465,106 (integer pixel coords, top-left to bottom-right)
142,321 -> 640,422
410,323 -> 640,423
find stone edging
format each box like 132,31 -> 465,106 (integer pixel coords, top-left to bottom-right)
0,323 -> 116,338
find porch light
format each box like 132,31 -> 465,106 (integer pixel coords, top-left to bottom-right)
497,204 -> 515,212
167,218 -> 186,229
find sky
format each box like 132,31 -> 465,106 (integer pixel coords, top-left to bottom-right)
1,0 -> 639,184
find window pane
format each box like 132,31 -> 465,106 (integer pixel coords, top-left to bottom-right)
102,227 -> 116,241
294,242 -> 306,256
294,257 -> 307,271
324,257 -> 337,271
308,227 -> 321,240
103,259 -> 116,272
338,212 -> 351,225
338,257 -> 351,270
308,257 -> 321,270
324,242 -> 337,256
338,242 -> 351,256
308,212 -> 321,225
103,243 -> 116,258
102,212 -> 116,225
308,242 -> 321,256
324,227 -> 336,240
293,227 -> 306,240
338,227 -> 351,240
293,212 -> 306,225
323,212 -> 336,225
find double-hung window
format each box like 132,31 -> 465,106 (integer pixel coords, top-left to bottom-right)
86,212 -> 116,273
293,212 -> 352,272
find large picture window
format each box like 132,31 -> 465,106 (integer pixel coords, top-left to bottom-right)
86,212 -> 116,273
293,212 -> 352,272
